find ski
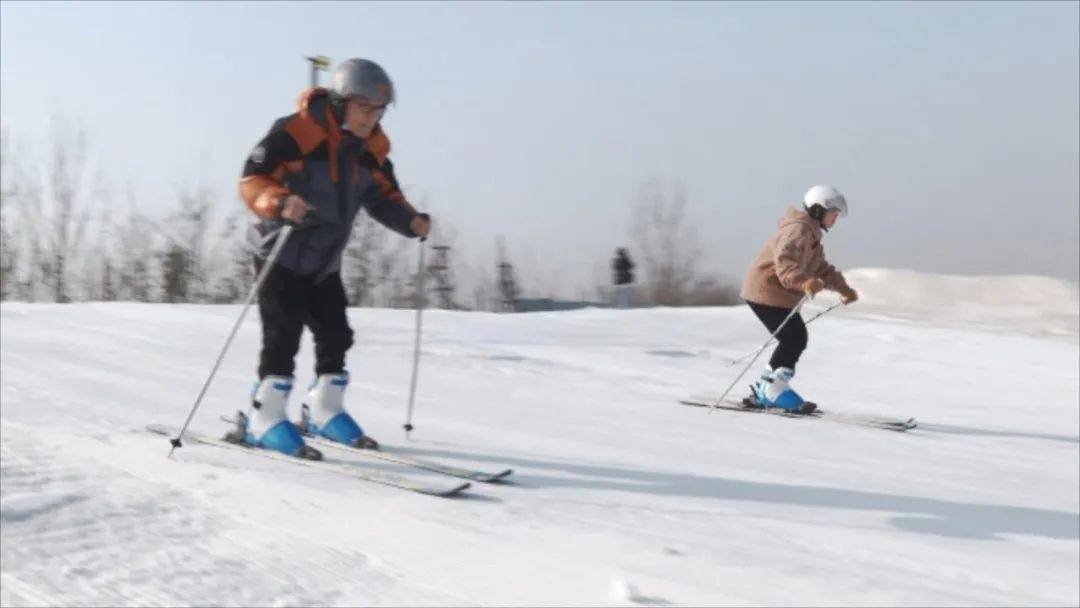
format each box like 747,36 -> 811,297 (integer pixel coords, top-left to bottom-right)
303,434 -> 514,483
147,424 -> 472,497
678,396 -> 916,432
220,415 -> 514,483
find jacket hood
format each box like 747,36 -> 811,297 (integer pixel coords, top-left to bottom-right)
778,205 -> 822,239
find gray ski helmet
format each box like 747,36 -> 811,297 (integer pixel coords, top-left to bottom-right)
330,58 -> 394,106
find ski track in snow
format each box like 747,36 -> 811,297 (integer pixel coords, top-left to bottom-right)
1,281 -> 1078,606
0,421 -> 473,607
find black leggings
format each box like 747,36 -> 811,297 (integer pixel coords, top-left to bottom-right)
746,301 -> 808,371
256,261 -> 354,379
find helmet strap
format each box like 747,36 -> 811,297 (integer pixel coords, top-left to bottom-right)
806,204 -> 830,231
329,95 -> 347,124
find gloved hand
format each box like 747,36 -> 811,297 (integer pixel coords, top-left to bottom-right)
802,277 -> 826,298
410,213 -> 432,238
279,195 -> 322,228
838,285 -> 859,305
280,195 -> 312,224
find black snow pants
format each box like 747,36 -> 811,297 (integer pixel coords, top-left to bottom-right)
255,260 -> 354,379
746,300 -> 808,371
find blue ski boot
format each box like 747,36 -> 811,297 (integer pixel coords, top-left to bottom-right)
299,372 -> 379,450
225,375 -> 321,459
751,367 -> 816,414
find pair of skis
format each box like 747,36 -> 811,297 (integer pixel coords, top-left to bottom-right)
151,391 -> 911,499
148,422 -> 512,498
679,395 -> 916,432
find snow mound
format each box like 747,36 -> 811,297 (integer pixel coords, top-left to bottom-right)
832,268 -> 1079,336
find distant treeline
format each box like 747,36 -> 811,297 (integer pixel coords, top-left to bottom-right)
0,123 -> 740,309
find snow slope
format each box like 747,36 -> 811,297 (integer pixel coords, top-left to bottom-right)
1,272 -> 1077,606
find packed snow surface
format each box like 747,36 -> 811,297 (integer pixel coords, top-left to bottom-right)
2,269 -> 1077,606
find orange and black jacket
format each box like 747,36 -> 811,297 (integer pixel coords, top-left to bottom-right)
240,87 -> 420,279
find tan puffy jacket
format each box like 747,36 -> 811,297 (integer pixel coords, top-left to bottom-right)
740,206 -> 850,308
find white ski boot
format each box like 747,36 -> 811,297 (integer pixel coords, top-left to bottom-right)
226,375 -> 320,458
299,372 -> 379,449
750,366 -> 816,414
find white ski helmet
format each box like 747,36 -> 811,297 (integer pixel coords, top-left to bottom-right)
802,184 -> 848,219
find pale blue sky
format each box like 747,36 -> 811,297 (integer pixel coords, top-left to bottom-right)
2,1 -> 1078,291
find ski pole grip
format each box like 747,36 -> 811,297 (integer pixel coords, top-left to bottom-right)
414,213 -> 430,242
285,209 -> 322,229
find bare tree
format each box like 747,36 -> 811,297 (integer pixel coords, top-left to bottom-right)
115,206 -> 156,302
95,192 -> 142,303
373,236 -> 414,308
0,121 -> 97,302
0,128 -> 17,300
81,205 -> 114,302
158,188 -> 214,303
15,179 -> 46,301
0,219 -> 13,301
209,211 -> 255,304
684,276 -> 741,306
100,256 -> 118,301
44,122 -> 97,303
630,181 -> 704,306
1,123 -> 239,304
341,213 -> 388,306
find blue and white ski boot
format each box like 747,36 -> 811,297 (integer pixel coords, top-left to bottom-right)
299,372 -> 379,450
749,366 -> 817,414
225,375 -> 321,459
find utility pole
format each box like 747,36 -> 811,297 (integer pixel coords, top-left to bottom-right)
306,55 -> 331,87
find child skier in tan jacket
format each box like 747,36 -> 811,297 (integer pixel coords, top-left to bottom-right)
739,185 -> 859,413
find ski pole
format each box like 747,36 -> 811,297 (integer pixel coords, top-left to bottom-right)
725,301 -> 842,367
403,237 -> 427,436
167,222 -> 297,457
710,294 -> 810,412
